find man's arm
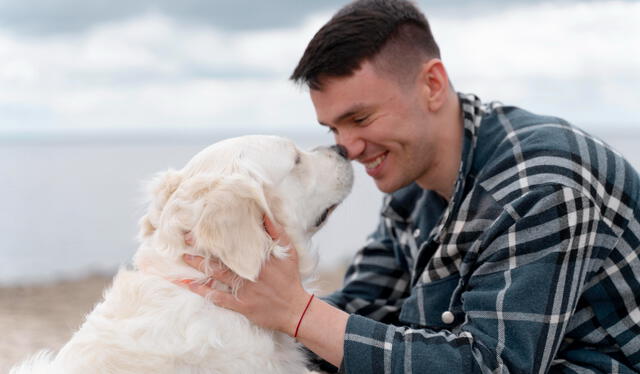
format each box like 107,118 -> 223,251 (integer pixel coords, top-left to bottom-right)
323,218 -> 412,324
181,213 -> 412,368
329,184 -> 610,373
302,218 -> 414,370
182,184 -> 608,372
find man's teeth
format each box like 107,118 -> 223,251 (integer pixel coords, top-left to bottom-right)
365,153 -> 387,169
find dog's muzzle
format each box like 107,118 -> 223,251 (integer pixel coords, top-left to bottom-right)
329,144 -> 349,159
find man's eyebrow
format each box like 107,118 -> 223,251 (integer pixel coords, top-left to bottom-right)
319,103 -> 370,127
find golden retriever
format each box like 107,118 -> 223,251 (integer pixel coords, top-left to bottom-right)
11,135 -> 353,374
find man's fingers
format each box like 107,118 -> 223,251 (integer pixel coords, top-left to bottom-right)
263,215 -> 292,248
184,231 -> 194,246
182,254 -> 206,272
185,283 -> 237,310
181,254 -> 237,291
208,268 -> 235,284
263,215 -> 280,240
287,246 -> 299,262
173,280 -> 223,300
182,254 -> 226,274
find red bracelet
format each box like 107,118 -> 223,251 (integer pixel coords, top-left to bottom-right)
294,294 -> 315,338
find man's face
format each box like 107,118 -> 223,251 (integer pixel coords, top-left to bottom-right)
310,60 -> 437,194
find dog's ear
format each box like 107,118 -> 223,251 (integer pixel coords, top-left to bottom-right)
185,174 -> 273,281
138,169 -> 183,240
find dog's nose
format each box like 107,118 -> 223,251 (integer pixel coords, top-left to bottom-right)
330,144 -> 349,159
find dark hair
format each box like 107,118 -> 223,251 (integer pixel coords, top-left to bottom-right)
290,0 -> 440,90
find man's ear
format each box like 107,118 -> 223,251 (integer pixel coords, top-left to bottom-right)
418,58 -> 449,112
138,169 -> 183,240
189,174 -> 273,281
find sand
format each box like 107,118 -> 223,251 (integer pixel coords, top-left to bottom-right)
0,274 -> 111,372
0,268 -> 346,372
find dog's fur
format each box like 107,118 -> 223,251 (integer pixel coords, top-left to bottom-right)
11,135 -> 353,374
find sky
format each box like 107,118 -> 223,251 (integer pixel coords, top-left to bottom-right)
0,0 -> 638,137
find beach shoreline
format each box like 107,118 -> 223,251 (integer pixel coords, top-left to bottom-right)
0,274 -> 111,372
0,268 -> 345,372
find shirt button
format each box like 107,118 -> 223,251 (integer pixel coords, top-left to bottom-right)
441,311 -> 455,324
413,228 -> 421,237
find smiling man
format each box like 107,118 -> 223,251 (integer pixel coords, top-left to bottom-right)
182,0 -> 640,372
309,59 -> 462,198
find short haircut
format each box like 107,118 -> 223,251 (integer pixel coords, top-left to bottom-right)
290,0 -> 441,90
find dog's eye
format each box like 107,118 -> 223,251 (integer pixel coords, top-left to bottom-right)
315,204 -> 337,227
295,152 -> 301,165
315,208 -> 330,227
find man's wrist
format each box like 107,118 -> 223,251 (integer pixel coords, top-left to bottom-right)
294,296 -> 349,367
294,294 -> 315,338
284,289 -> 313,336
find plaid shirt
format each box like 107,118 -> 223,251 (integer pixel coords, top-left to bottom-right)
323,93 -> 640,373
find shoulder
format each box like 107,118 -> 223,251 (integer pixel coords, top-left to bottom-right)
472,104 -> 640,234
473,104 -> 574,175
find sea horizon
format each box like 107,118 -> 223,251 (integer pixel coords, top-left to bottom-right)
2,126 -> 640,286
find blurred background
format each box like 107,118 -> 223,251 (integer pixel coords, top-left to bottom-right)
1,0 -> 639,370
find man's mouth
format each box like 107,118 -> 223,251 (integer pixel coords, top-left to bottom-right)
364,152 -> 388,170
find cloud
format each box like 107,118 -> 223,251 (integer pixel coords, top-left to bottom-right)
432,1 -> 640,126
2,0 -> 628,36
0,0 -> 347,35
0,1 -> 638,135
0,12 -> 332,132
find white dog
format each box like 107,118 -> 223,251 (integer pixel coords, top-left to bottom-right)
11,135 -> 353,374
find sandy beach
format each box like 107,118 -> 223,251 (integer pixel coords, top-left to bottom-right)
0,274 -> 112,372
0,268 -> 346,372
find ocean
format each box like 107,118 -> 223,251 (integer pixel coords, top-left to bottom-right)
0,132 -> 382,285
2,128 -> 639,285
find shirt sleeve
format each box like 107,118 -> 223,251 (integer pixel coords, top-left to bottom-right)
323,214 -> 413,325
339,184 -> 615,373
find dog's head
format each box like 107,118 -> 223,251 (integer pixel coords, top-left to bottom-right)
136,135 -> 353,281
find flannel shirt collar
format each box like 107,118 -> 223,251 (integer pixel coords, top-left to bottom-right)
382,93 -> 484,231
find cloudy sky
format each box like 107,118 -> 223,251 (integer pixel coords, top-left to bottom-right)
0,0 -> 638,137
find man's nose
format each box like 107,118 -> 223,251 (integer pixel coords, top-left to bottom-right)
335,131 -> 365,160
329,144 -> 348,159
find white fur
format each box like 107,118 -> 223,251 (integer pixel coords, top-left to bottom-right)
11,135 -> 353,374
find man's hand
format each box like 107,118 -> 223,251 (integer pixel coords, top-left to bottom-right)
179,215 -> 312,336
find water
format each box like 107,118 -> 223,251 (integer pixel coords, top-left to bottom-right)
0,133 -> 382,285
1,129 -> 639,285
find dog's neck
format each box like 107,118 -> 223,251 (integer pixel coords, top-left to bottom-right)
132,231 -> 316,287
133,243 -> 205,282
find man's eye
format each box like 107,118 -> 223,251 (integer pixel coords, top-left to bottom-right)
353,115 -> 369,124
327,127 -> 337,134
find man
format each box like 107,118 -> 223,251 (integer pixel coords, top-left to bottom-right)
182,0 -> 640,372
